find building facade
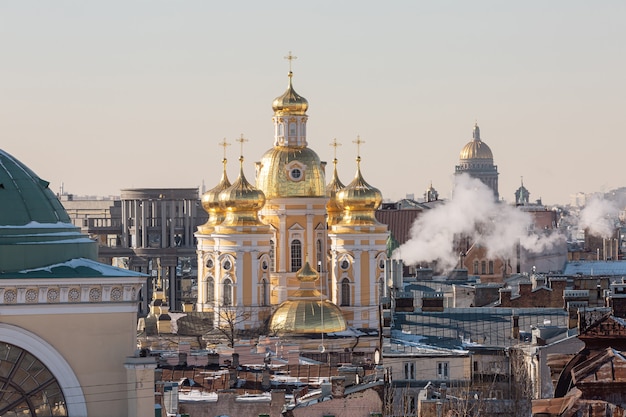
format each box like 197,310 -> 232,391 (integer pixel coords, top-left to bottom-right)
195,67 -> 389,331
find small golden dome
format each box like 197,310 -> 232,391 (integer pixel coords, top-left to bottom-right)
269,262 -> 347,334
459,123 -> 493,160
296,261 -> 320,282
272,71 -> 308,116
256,147 -> 326,199
219,156 -> 266,226
336,157 -> 383,225
200,158 -> 231,229
326,158 -> 345,224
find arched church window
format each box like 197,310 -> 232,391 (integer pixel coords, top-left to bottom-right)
481,261 -> 487,275
473,260 -> 479,275
341,278 -> 351,306
260,278 -> 269,306
0,342 -> 67,416
316,239 -> 322,271
269,240 -> 276,272
207,276 -> 214,303
278,123 -> 284,136
290,239 -> 302,272
223,278 -> 232,306
488,261 -> 494,275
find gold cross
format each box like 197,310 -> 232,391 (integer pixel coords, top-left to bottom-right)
284,51 -> 297,72
330,138 -> 342,160
236,134 -> 248,157
353,135 -> 365,157
219,138 -> 231,160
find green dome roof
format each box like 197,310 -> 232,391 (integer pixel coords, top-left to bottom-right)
0,149 -> 97,273
0,149 -> 71,226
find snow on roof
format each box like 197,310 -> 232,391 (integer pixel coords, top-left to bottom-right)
17,257 -> 146,277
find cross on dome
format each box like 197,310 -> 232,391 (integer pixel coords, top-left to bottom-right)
236,134 -> 248,158
219,138 -> 231,160
330,138 -> 342,160
284,51 -> 297,73
353,136 -> 365,161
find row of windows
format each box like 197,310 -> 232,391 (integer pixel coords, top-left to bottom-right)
473,260 -> 495,275
404,361 -> 449,380
203,277 -> 355,307
204,278 -> 270,307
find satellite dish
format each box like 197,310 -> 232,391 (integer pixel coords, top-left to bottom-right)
319,344 -> 326,353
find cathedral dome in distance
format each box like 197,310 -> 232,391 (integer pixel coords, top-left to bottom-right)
459,123 -> 493,160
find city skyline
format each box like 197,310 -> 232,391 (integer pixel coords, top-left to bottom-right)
1,1 -> 625,205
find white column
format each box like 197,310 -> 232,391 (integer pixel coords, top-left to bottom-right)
354,249 -> 362,307
235,250 -> 243,306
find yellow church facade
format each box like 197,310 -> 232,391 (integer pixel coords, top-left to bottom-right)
195,64 -> 389,333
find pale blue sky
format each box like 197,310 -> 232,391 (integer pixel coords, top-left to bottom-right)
1,1 -> 625,205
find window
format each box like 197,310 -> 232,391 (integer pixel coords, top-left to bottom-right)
289,122 -> 296,136
473,260 -> 479,275
481,260 -> 487,275
223,278 -> 232,306
340,259 -> 350,270
260,278 -> 269,306
0,342 -> 67,417
223,259 -> 232,271
404,362 -> 415,379
437,361 -> 449,379
269,240 -> 275,272
206,258 -> 214,268
290,239 -> 302,272
341,278 -> 350,306
289,168 -> 302,181
207,276 -> 214,303
488,260 -> 494,275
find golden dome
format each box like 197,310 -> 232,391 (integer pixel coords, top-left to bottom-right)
199,158 -> 231,230
269,261 -> 347,334
255,147 -> 326,199
459,123 -> 493,160
336,157 -> 383,225
272,71 -> 309,116
326,158 -> 345,224
219,156 -> 266,227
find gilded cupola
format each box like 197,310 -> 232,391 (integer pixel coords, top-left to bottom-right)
459,123 -> 493,161
268,261 -> 347,334
218,156 -> 266,228
272,71 -> 309,116
336,155 -> 383,225
199,157 -> 231,233
256,61 -> 326,199
326,157 -> 345,225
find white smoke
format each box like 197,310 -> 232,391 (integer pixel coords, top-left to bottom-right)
396,174 -> 564,272
578,196 -> 619,239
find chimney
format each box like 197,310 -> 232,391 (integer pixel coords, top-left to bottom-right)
331,376 -> 346,398
511,314 -> 520,340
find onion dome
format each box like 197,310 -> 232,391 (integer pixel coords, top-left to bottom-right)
424,181 -> 439,202
515,177 -> 530,205
326,158 -> 345,225
269,261 -> 347,334
272,71 -> 309,116
256,147 -> 326,199
218,156 -> 266,227
459,123 -> 493,160
336,156 -> 383,225
199,158 -> 231,232
0,149 -> 98,273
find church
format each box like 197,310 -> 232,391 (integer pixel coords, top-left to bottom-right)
195,59 -> 390,333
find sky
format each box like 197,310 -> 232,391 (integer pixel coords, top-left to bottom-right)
1,1 -> 625,206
